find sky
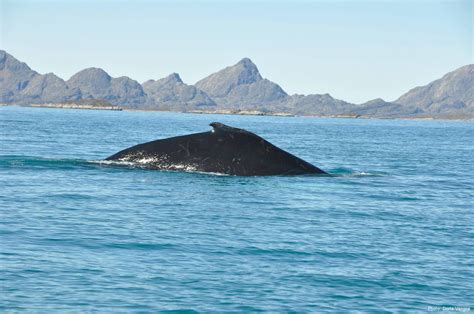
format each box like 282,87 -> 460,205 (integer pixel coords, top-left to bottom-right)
0,0 -> 472,103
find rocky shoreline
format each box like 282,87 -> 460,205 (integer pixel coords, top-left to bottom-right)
3,104 -> 472,120
187,109 -> 295,117
25,103 -> 122,111
183,110 -> 473,120
0,103 -> 123,111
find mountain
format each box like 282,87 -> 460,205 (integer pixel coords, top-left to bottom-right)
348,98 -> 422,118
194,58 -> 357,115
287,93 -> 356,116
195,58 -> 288,108
1,50 -> 472,119
67,68 -> 146,107
346,65 -> 474,118
21,73 -> 81,103
0,50 -> 79,104
142,73 -> 216,110
395,64 -> 474,116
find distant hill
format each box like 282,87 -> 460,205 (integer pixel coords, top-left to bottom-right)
195,58 -> 288,109
347,65 -> 474,119
194,58 -> 354,114
0,50 -> 80,104
348,98 -> 423,118
286,93 -> 356,116
395,65 -> 474,117
142,73 -> 216,110
0,50 -> 472,119
67,67 -> 146,107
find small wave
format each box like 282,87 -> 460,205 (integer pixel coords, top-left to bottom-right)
92,159 -> 198,172
1,155 -> 384,178
91,159 -> 232,176
238,246 -> 312,257
190,171 -> 230,176
328,167 -> 386,177
105,242 -> 175,250
0,155 -> 134,172
0,155 -> 91,168
90,159 -> 139,167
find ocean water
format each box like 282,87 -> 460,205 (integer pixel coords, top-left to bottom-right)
1,106 -> 472,312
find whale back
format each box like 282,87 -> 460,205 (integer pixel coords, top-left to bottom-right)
106,122 -> 326,176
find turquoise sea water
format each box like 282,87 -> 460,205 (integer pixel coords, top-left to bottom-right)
1,106 -> 473,312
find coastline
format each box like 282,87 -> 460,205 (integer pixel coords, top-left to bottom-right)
1,104 -> 472,121
124,108 -> 474,121
27,103 -> 122,111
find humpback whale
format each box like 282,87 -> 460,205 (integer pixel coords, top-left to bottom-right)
106,122 -> 327,176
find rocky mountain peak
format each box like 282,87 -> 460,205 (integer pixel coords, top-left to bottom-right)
162,73 -> 183,85
195,58 -> 267,99
395,64 -> 474,113
237,57 -> 258,69
66,67 -> 112,98
64,67 -> 145,106
142,73 -> 216,110
169,72 -> 183,82
233,57 -> 262,83
0,50 -> 35,73
68,67 -> 111,82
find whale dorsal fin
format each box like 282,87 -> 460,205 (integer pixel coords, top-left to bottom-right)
210,122 -> 248,134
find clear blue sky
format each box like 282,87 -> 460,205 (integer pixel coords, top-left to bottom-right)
1,0 -> 472,103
